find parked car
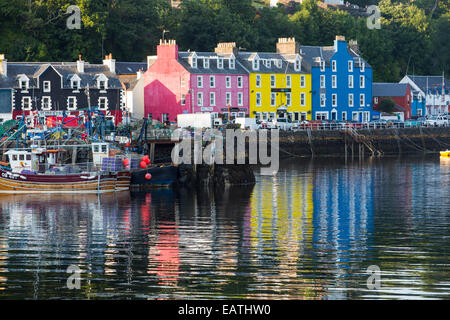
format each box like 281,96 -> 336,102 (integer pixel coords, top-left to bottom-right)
425,115 -> 448,127
272,118 -> 293,130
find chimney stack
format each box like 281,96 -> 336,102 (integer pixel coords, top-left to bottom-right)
77,55 -> 85,73
276,37 -> 300,55
103,53 -> 116,73
348,39 -> 359,54
157,39 -> 179,60
215,42 -> 239,57
0,54 -> 7,77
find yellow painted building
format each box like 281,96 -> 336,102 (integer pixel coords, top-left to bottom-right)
238,38 -> 312,122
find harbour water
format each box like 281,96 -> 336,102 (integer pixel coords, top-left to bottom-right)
0,156 -> 449,300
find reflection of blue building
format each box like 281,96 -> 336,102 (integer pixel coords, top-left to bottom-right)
312,166 -> 375,262
302,36 -> 374,122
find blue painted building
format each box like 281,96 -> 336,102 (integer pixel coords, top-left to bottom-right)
301,36 -> 374,122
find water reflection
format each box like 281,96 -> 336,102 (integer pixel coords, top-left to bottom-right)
0,156 -> 448,299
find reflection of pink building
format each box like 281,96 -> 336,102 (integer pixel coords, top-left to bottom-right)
144,40 -> 249,122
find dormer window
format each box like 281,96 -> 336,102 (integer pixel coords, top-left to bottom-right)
295,57 -> 301,71
217,58 -> 224,69
229,58 -> 235,69
265,60 -> 271,68
96,74 -> 108,91
276,60 -> 282,69
320,59 -> 325,72
253,58 -> 259,71
43,81 -> 51,93
20,80 -> 28,90
72,80 -> 80,90
190,55 -> 198,69
204,58 -> 210,69
360,58 -> 365,72
18,75 -> 30,92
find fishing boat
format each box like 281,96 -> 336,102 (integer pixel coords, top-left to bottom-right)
0,143 -> 130,194
440,150 -> 450,158
130,164 -> 178,189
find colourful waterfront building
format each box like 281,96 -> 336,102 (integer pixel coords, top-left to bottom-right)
400,75 -> 450,116
237,38 -> 312,122
143,40 -> 249,122
301,36 -> 374,122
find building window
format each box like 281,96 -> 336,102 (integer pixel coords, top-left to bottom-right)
265,60 -> 271,68
295,58 -> 301,71
300,75 -> 305,88
332,94 -> 337,107
197,92 -> 203,106
226,92 -> 232,106
181,77 -> 185,88
238,92 -> 243,106
360,75 -> 365,88
99,80 -> 107,91
22,97 -> 32,111
348,75 -> 354,88
98,97 -> 108,110
226,76 -> 231,88
204,58 -> 210,69
210,92 -> 216,106
286,93 -> 292,108
320,60 -> 325,72
332,75 -> 337,88
348,61 -> 353,72
41,96 -> 52,110
360,94 -> 365,107
181,94 -> 186,106
67,97 -> 77,110
256,75 -> 261,88
300,92 -> 306,106
332,60 -> 337,72
320,75 -> 325,88
271,93 -> 276,106
253,58 -> 259,70
237,76 -> 243,88
320,94 -> 326,107
197,76 -> 203,88
286,75 -> 291,88
72,80 -> 80,91
43,81 -> 51,93
342,111 -> 347,121
349,94 -> 354,107
191,57 -> 197,68
256,92 -> 262,106
229,58 -> 235,69
270,75 -> 276,88
374,97 -> 378,104
360,59 -> 365,72
210,76 -> 215,88
20,80 -> 28,91
218,58 -> 224,69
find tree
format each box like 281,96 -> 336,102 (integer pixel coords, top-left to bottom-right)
378,98 -> 396,113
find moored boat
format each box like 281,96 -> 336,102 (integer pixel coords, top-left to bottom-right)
440,150 -> 450,158
0,143 -> 130,194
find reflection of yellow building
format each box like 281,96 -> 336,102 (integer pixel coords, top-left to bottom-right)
249,172 -> 315,298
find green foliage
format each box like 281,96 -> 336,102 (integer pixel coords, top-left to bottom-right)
0,0 -> 448,81
378,98 -> 396,113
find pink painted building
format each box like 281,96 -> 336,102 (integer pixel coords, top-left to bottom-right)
144,40 -> 249,122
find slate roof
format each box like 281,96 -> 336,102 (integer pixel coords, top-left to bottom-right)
116,62 -> 147,76
237,51 -> 310,74
373,83 -> 408,97
0,62 -> 122,89
406,75 -> 450,92
300,44 -> 371,69
177,52 -> 248,75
